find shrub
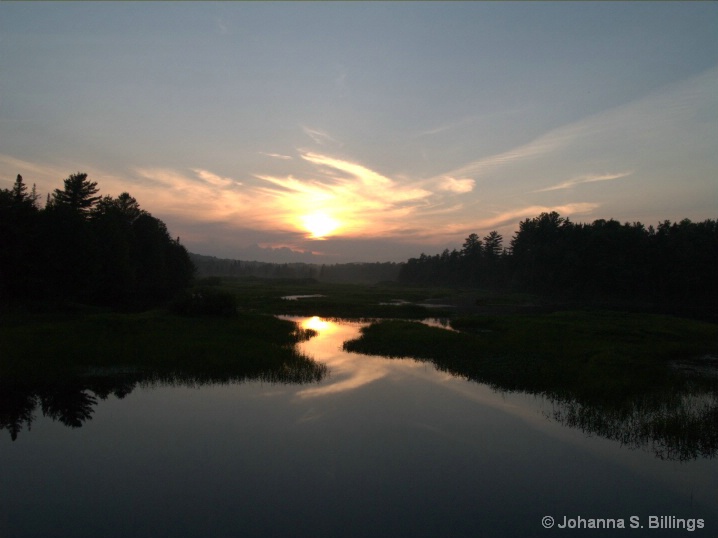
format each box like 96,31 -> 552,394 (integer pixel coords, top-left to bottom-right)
169,287 -> 238,317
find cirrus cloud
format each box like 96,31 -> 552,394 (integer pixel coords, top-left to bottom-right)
437,176 -> 475,193
535,171 -> 632,193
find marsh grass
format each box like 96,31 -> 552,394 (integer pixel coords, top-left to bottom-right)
0,302 -> 330,440
343,311 -> 718,395
0,309 -> 323,381
209,277 -> 461,318
342,310 -> 718,459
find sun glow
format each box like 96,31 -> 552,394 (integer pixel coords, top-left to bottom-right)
301,316 -> 332,332
301,211 -> 340,239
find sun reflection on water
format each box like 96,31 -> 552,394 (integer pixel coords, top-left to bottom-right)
301,316 -> 333,333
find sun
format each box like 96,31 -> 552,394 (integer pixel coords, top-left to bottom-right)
301,211 -> 340,239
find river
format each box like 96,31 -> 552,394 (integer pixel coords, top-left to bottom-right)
1,316 -> 716,537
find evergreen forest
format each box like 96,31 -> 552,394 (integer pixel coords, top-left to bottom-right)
0,173 -> 194,309
399,211 -> 718,318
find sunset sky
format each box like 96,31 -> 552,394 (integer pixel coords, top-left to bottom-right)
2,2 -> 717,263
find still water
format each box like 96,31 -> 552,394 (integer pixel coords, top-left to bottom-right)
1,316 -> 716,537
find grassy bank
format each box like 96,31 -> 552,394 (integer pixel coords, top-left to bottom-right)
344,311 -> 718,397
342,311 -> 718,459
0,277 -> 466,381
195,276 -> 541,318
0,309 -> 325,383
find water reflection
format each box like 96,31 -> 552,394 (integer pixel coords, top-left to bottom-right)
5,314 -> 717,463
3,317 -> 717,537
331,317 -> 718,462
549,390 -> 718,461
0,375 -> 133,440
1,355 -> 327,441
291,316 -> 394,398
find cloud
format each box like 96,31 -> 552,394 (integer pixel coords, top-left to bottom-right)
534,172 -> 632,193
0,155 -> 64,182
438,65 -> 718,188
476,203 -> 601,230
259,152 -> 293,160
437,176 -> 475,194
192,168 -> 241,188
534,172 -> 632,192
0,151 -> 500,245
131,168 -> 267,227
302,127 -> 341,147
436,129 -> 577,183
254,152 -> 436,238
415,113 -> 489,138
300,152 -> 431,203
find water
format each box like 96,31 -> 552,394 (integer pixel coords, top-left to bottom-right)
1,316 -> 716,537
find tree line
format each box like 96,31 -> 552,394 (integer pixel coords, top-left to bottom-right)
191,253 -> 401,284
399,211 -> 718,314
0,173 -> 194,309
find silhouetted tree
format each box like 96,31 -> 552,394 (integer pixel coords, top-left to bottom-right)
398,210 -> 717,316
130,213 -> 194,305
1,172 -> 194,308
482,231 -> 503,258
51,172 -> 101,216
0,175 -> 42,300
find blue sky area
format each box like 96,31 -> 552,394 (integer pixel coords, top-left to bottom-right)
2,2 -> 716,262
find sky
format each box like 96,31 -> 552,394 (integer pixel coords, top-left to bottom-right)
1,2 -> 717,264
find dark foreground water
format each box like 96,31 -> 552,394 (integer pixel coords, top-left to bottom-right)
1,317 -> 716,537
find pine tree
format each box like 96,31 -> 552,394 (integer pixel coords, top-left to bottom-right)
11,174 -> 27,203
52,172 -> 101,216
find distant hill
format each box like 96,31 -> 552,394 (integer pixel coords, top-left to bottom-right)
189,253 -> 401,284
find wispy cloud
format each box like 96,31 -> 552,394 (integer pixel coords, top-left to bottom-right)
133,168 -> 246,221
436,128 -> 579,183
437,176 -> 475,194
128,156 -> 434,241
254,152 -> 436,237
300,152 -> 431,203
535,171 -> 632,193
416,115 -> 482,138
438,65 -> 718,188
259,152 -> 293,160
0,155 -> 66,191
192,168 -> 241,188
476,203 -> 601,230
302,127 -> 341,147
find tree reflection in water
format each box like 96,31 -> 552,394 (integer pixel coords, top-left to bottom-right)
550,388 -> 718,461
452,366 -> 717,461
0,356 -> 327,441
442,361 -> 718,461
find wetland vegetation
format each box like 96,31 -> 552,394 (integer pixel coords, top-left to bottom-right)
4,275 -> 717,458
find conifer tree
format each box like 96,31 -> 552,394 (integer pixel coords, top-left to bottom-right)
52,172 -> 101,216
